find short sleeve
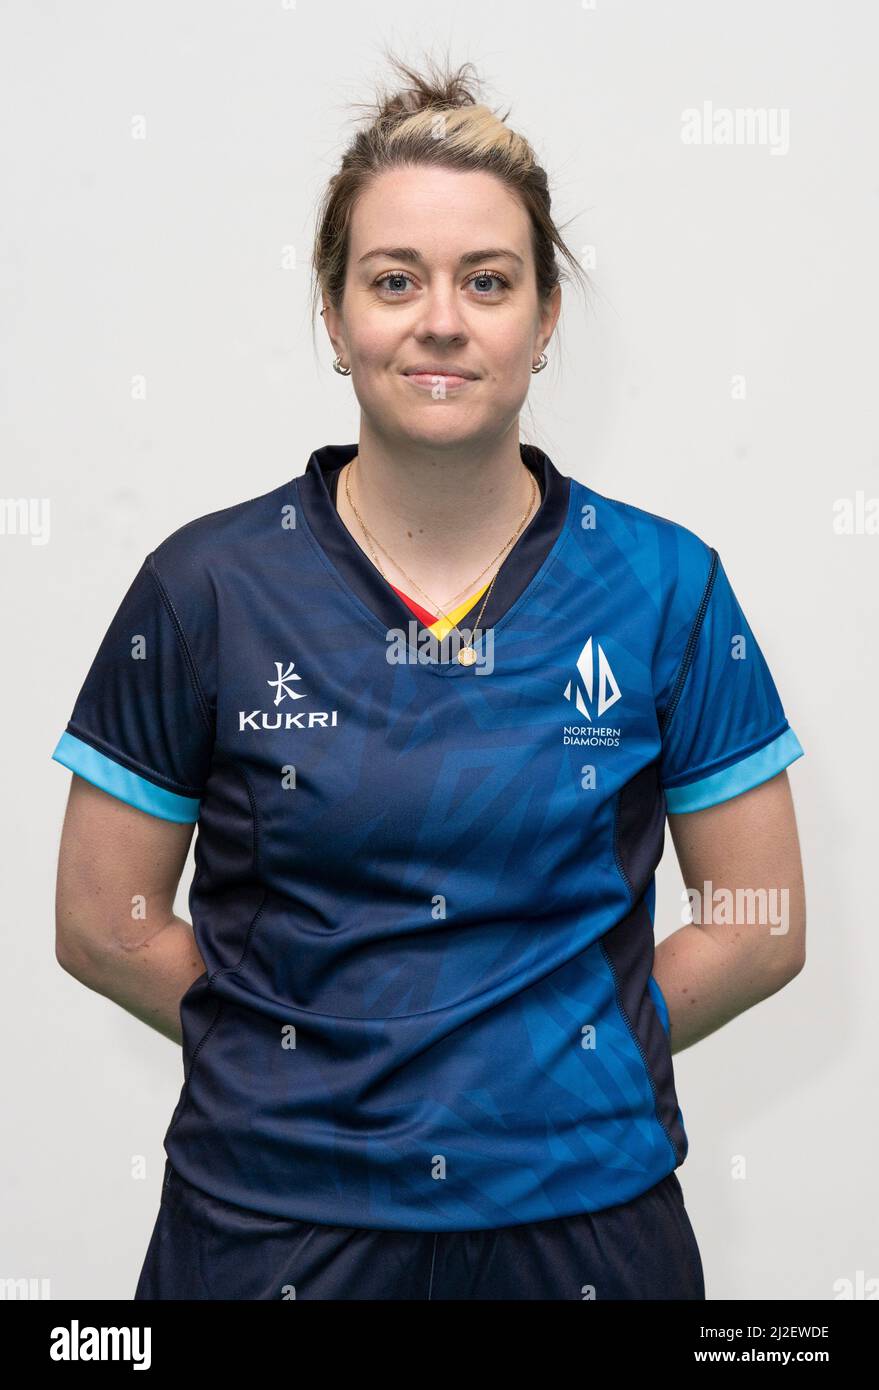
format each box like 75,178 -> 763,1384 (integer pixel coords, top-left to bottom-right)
50,552 -> 214,823
659,549 -> 804,813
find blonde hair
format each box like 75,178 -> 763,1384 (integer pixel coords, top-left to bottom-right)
310,49 -> 590,341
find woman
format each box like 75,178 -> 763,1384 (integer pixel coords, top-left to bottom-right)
51,56 -> 806,1300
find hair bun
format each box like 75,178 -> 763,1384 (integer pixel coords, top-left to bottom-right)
373,53 -> 482,120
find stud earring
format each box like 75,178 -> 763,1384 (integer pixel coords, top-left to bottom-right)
332,356 -> 351,376
531,352 -> 548,373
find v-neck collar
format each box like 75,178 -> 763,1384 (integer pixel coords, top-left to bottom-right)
294,442 -> 571,667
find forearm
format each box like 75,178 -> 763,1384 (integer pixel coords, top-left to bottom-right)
57,914 -> 206,1046
653,922 -> 801,1054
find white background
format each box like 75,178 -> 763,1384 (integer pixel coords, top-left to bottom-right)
3,0 -> 876,1300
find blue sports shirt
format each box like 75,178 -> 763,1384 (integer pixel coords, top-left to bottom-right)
51,443 -> 804,1231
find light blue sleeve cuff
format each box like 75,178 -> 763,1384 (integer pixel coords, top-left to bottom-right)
663,726 -> 804,814
51,730 -> 201,824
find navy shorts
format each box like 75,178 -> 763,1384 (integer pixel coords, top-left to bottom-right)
133,1160 -> 705,1300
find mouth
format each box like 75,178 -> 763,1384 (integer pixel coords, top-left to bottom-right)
401,368 -> 478,392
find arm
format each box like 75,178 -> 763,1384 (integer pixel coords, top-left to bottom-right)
655,768 -> 806,1054
54,773 -> 207,1046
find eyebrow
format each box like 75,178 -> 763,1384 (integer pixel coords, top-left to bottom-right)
357,246 -> 525,270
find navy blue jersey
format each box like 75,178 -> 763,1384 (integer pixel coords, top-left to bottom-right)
51,443 -> 804,1231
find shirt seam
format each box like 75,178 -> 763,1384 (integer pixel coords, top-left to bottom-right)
661,718 -> 792,790
599,937 -> 679,1168
658,547 -> 719,737
145,552 -> 214,736
62,722 -> 205,798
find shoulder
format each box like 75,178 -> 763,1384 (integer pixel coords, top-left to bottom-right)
566,476 -> 719,620
149,478 -> 295,579
143,477 -> 296,644
146,477 -> 296,605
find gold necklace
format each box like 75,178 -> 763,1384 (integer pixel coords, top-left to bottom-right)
346,459 -> 540,606
344,460 -> 539,666
342,455 -> 537,605
363,487 -> 535,612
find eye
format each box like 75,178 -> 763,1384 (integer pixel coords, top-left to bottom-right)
372,270 -> 511,298
465,270 -> 510,295
374,271 -> 416,296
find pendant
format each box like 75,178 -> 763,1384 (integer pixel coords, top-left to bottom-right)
457,645 -> 477,666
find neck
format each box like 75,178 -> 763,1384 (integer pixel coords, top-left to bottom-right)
336,424 -> 540,609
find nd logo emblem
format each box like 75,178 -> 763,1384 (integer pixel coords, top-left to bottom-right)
563,636 -> 621,721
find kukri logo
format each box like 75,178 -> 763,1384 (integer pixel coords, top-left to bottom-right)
238,661 -> 338,732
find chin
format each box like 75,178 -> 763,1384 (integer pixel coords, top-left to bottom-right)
396,423 -> 488,453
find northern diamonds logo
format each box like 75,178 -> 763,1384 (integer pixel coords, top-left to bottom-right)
238,661 -> 338,732
563,636 -> 621,720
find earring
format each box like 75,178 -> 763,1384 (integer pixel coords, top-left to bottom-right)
531,351 -> 548,374
332,356 -> 351,376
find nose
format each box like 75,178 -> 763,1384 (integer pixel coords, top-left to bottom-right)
412,279 -> 469,342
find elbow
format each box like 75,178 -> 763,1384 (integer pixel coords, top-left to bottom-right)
55,931 -> 89,982
784,954 -> 806,984
771,944 -> 806,990
771,901 -> 807,987
55,912 -> 103,983
55,907 -> 78,975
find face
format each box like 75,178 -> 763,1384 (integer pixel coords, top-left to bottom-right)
322,164 -> 561,451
